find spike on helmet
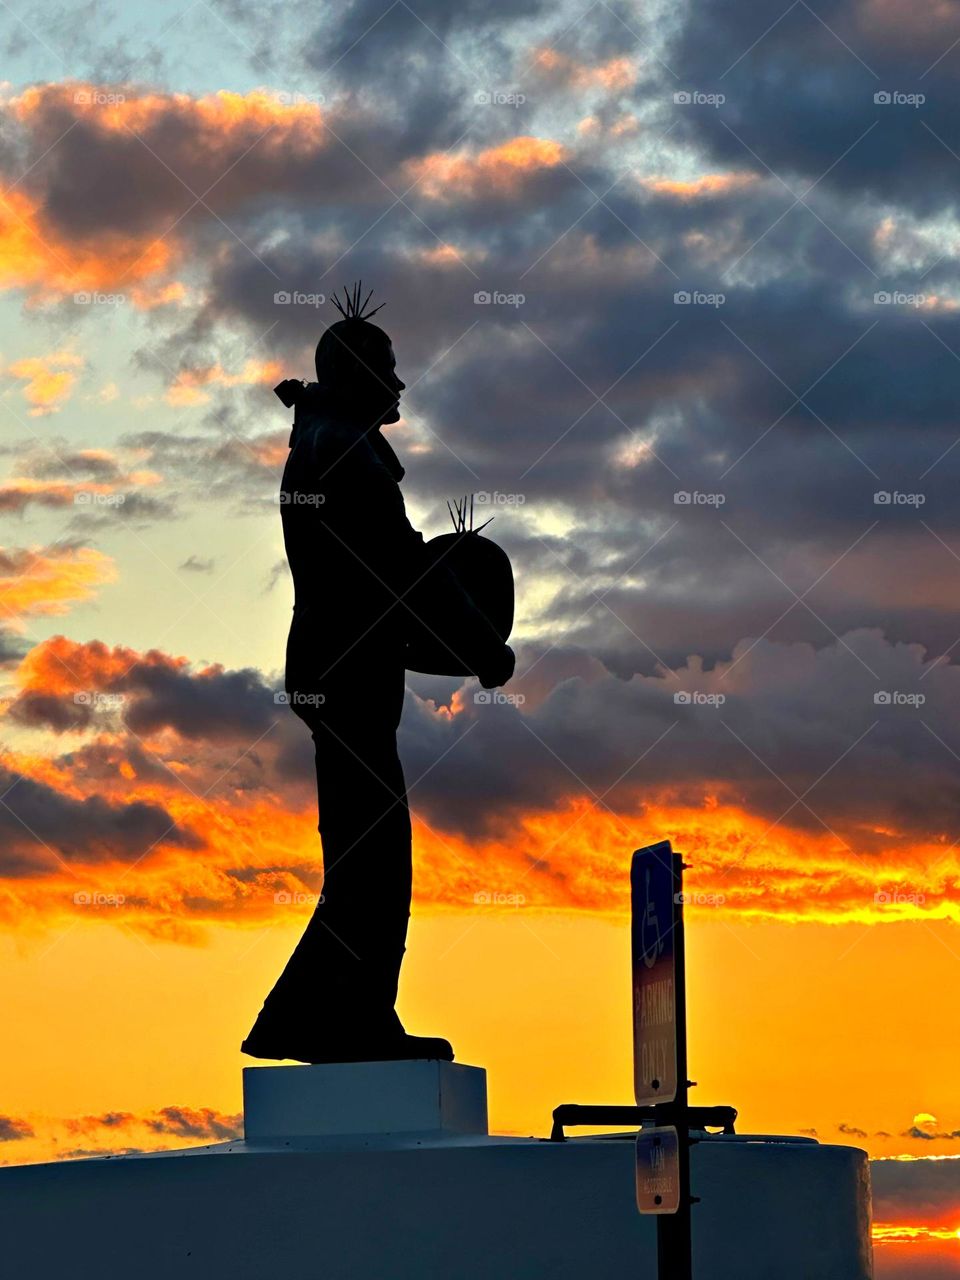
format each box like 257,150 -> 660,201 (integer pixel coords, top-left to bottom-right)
329,280 -> 386,322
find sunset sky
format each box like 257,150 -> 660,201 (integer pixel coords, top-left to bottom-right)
2,0 -> 960,1273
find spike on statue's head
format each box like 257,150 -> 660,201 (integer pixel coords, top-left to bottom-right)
314,282 -> 404,427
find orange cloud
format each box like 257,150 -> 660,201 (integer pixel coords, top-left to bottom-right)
644,173 -> 759,201
11,85 -> 325,139
410,137 -> 568,201
164,358 -> 283,407
0,86 -> 328,302
5,351 -> 84,415
0,189 -> 173,300
15,634 -> 188,698
0,546 -> 116,625
531,48 -> 637,92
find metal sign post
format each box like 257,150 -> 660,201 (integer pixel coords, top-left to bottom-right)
632,840 -> 693,1280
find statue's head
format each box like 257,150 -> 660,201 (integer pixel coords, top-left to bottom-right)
314,284 -> 404,428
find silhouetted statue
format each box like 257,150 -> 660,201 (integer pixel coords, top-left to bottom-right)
242,284 -> 515,1064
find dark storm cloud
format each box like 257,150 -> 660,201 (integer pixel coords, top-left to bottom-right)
872,1154 -> 960,1220
0,762 -> 199,875
5,637 -> 316,801
399,628 -> 960,846
7,623 -> 960,867
62,1102 -> 241,1142
903,1125 -> 960,1141
837,1122 -> 868,1137
145,1105 -> 242,1141
667,0 -> 960,214
0,1115 -> 34,1141
8,642 -> 279,741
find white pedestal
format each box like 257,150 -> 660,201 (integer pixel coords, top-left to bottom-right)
242,1059 -> 488,1140
0,1062 -> 874,1279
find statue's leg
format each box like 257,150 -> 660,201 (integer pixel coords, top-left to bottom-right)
242,662 -> 411,1054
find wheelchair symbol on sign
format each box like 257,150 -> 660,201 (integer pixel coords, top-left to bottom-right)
640,867 -> 664,970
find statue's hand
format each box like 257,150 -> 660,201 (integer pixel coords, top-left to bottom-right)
274,378 -> 306,408
477,644 -> 515,690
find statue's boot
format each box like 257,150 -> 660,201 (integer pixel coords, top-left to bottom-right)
240,953 -> 454,1063
240,1025 -> 454,1064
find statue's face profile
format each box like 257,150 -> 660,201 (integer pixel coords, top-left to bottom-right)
316,322 -> 405,429
369,340 -> 404,426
